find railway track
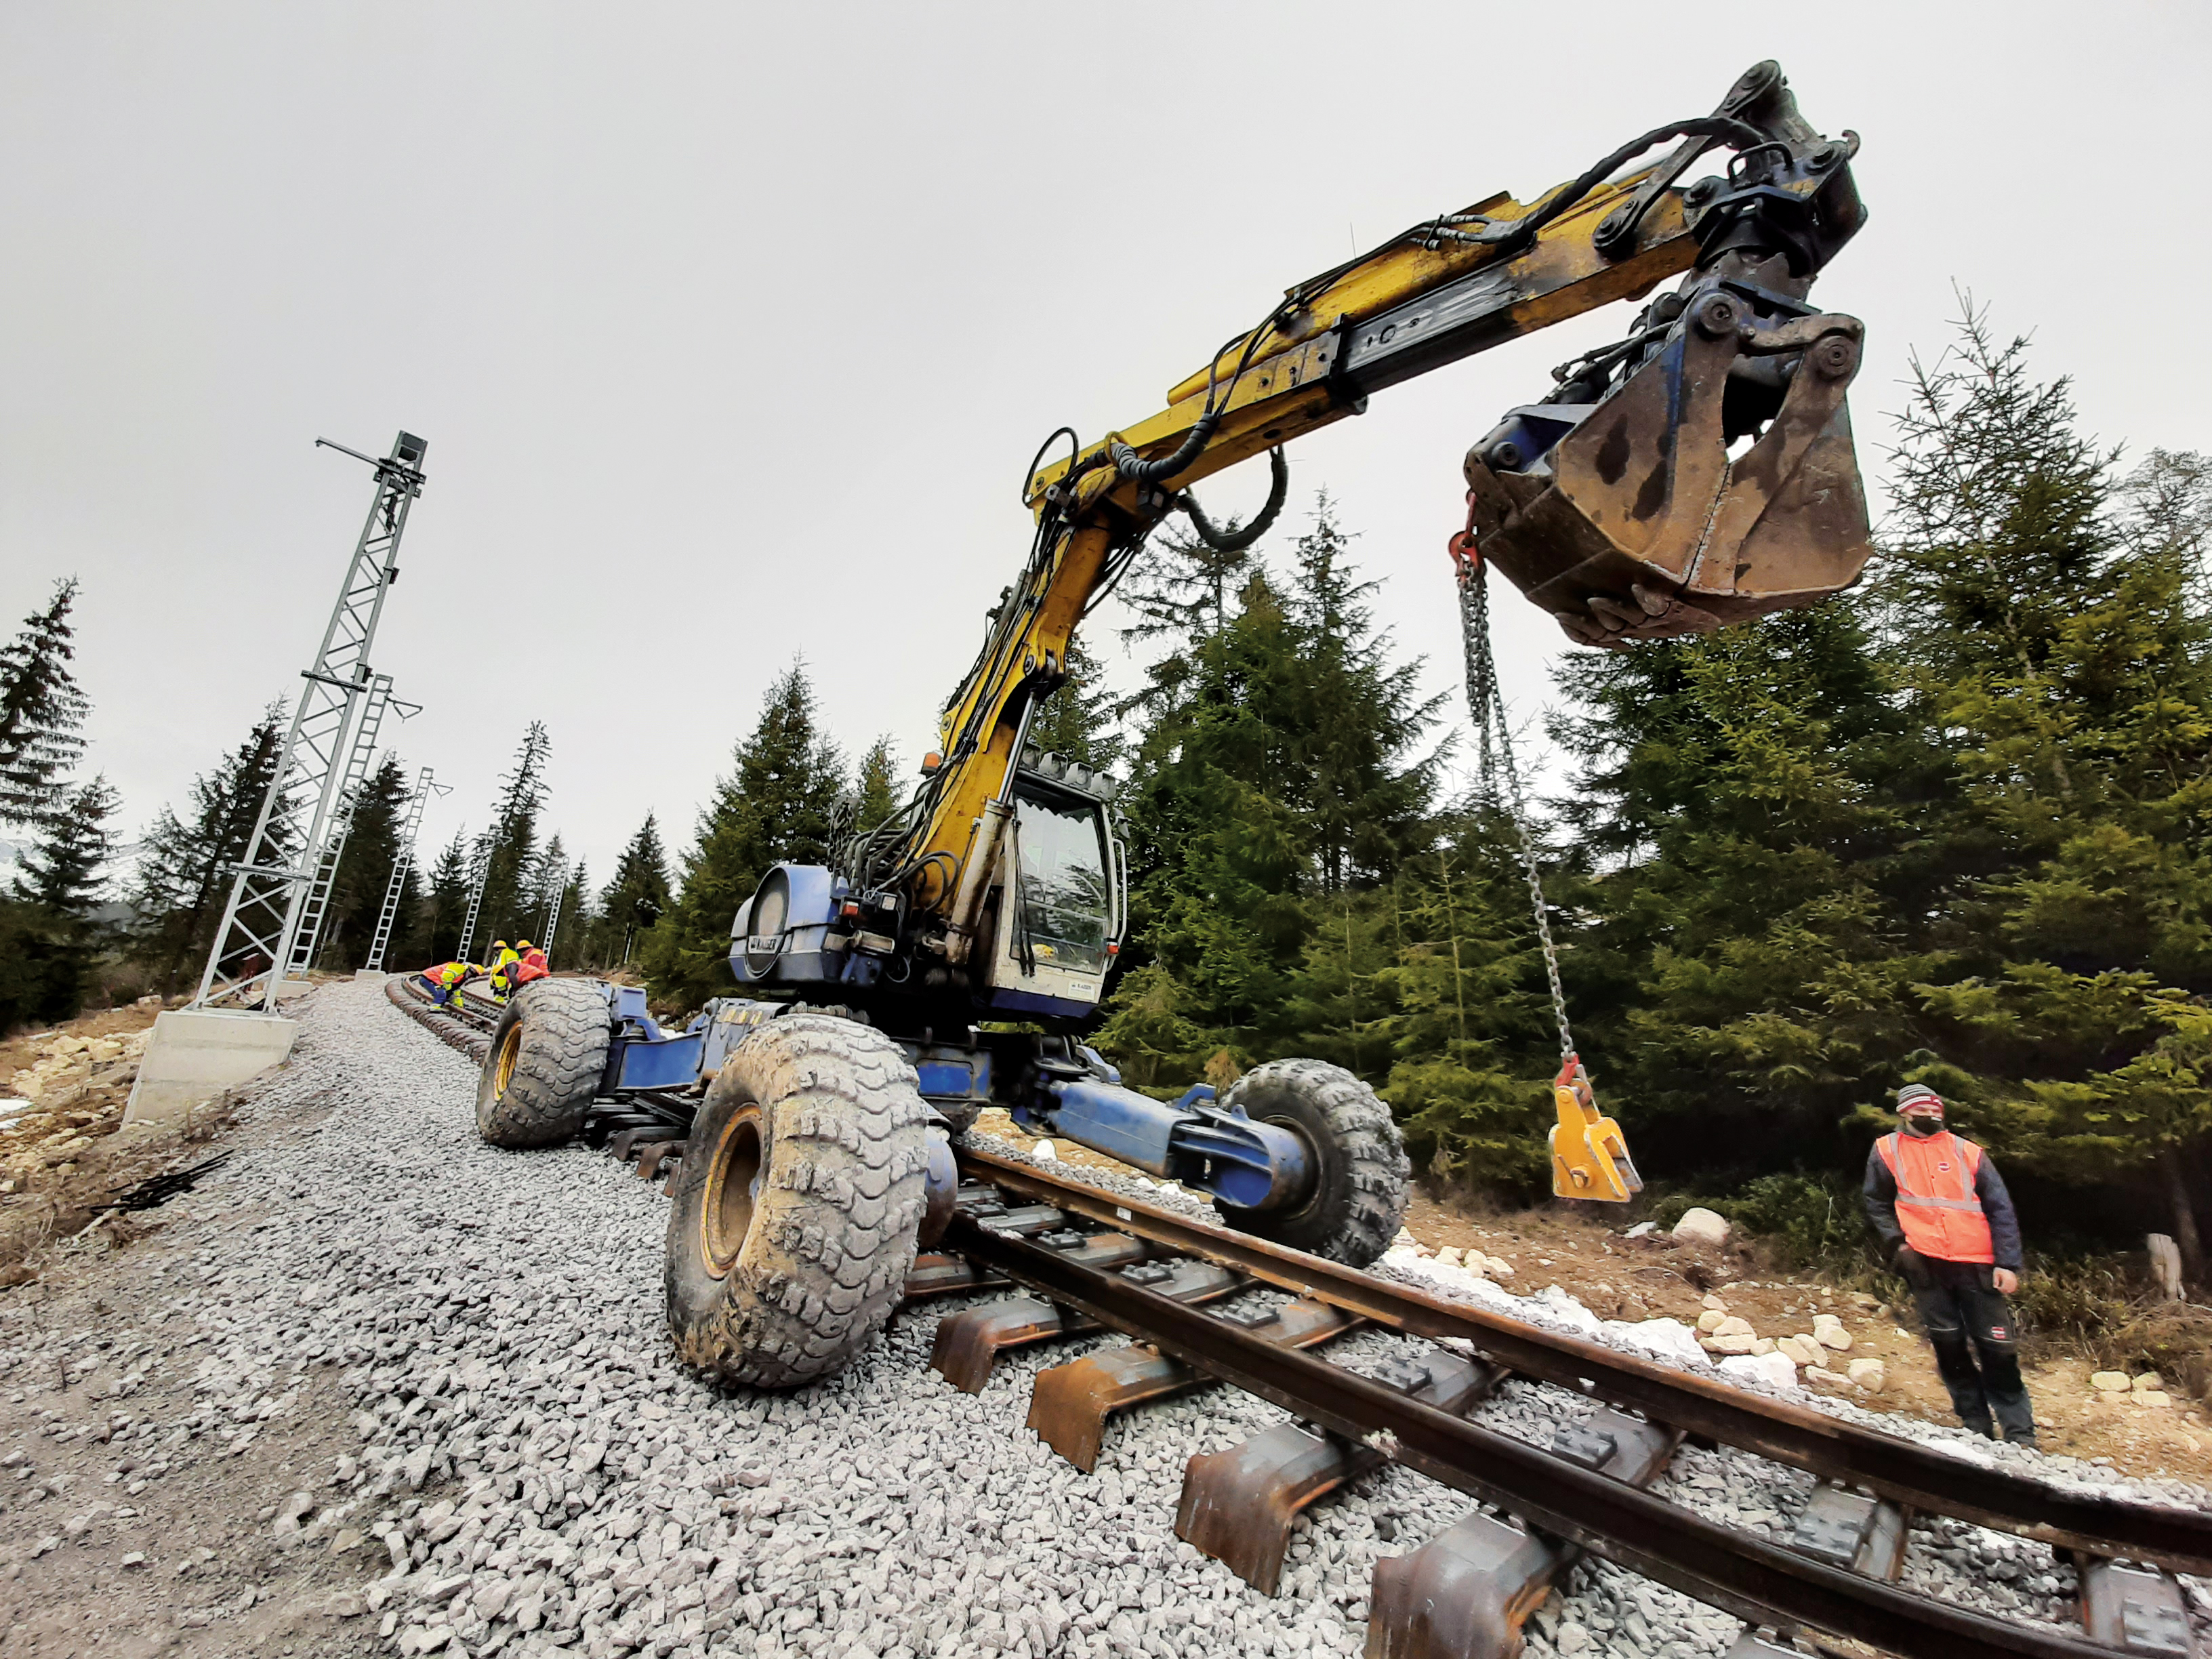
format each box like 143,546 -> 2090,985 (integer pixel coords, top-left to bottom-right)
386,975 -> 2210,1658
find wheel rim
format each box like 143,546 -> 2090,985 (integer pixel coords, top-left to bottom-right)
701,1104 -> 765,1277
1261,1113 -> 1324,1216
493,1024 -> 522,1097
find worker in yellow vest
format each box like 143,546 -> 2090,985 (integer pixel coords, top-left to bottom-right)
1864,1086 -> 2036,1448
487,939 -> 520,1002
417,960 -> 480,1016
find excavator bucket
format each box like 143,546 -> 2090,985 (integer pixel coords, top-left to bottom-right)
1465,291 -> 1872,647
1549,1054 -> 1641,1203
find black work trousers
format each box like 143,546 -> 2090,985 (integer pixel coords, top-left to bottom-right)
1900,1252 -> 2035,1441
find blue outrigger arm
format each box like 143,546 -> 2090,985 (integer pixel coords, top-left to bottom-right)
592,981 -> 1315,1216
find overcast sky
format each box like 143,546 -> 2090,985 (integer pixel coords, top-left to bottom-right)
5,4 -> 2209,903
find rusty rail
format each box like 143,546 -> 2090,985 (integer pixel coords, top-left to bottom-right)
954,1142 -> 2212,1578
945,1212 -> 2129,1659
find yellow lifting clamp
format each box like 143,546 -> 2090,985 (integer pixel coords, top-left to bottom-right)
1549,1054 -> 1642,1203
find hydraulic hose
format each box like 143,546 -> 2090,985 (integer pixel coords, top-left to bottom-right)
1179,447 -> 1288,553
1110,411 -> 1221,486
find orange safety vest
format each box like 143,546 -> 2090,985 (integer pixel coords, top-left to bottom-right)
512,949 -> 550,984
1876,1130 -> 1994,1264
428,961 -> 470,987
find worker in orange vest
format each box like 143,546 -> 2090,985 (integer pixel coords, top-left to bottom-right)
510,941 -> 550,989
1864,1085 -> 2036,1448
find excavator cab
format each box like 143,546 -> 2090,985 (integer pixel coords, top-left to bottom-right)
981,748 -> 1126,1021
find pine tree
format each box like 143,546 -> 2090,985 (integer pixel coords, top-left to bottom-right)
1871,308 -> 2212,1279
314,754 -> 412,970
1549,600 -> 1921,1180
852,738 -> 902,838
409,830 -> 472,967
1097,533 -> 1439,1083
1025,640 -> 1125,773
642,667 -> 844,1008
527,834 -> 569,947
1371,803 -> 1563,1193
472,722 -> 551,952
591,814 -> 674,970
0,775 -> 119,1029
0,577 -> 91,830
1288,495 -> 1441,893
128,704 -> 290,994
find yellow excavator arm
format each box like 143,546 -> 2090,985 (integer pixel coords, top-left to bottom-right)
903,62 -> 1869,954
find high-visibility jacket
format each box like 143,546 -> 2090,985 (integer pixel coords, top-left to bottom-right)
512,947 -> 550,985
1869,1130 -> 2001,1265
425,960 -> 473,987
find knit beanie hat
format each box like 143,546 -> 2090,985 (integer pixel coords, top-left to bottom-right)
1896,1085 -> 1945,1117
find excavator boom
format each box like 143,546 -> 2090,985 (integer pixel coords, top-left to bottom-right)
900,60 -> 1870,958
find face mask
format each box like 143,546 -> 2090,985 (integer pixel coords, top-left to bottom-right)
1902,1115 -> 1942,1138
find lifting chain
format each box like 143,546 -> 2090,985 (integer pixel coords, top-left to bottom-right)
1447,494 -> 1575,1061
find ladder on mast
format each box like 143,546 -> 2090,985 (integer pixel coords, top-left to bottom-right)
363,766 -> 446,973
286,675 -> 421,977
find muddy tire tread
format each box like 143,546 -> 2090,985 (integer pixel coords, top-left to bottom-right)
1218,1057 -> 1410,1267
475,979 -> 612,1149
666,1014 -> 929,1389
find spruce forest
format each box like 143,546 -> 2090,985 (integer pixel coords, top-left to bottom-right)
3,312 -> 2207,1273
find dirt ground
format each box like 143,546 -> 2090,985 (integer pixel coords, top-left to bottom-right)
972,1111 -> 2212,1487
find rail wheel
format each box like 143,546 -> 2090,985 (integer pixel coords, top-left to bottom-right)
1215,1058 -> 1409,1267
474,979 -> 611,1149
665,1012 -> 930,1388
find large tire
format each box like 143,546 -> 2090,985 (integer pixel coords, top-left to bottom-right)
475,979 -> 613,1149
1216,1059 -> 1410,1267
664,1013 -> 930,1388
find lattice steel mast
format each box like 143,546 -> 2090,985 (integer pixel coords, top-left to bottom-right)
192,432 -> 428,1011
363,766 -> 447,972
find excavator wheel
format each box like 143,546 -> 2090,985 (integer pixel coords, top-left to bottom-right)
1215,1059 -> 1410,1267
475,979 -> 613,1150
664,1013 -> 930,1389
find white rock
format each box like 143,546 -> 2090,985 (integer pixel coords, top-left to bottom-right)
1847,1359 -> 1886,1392
1032,1139 -> 1057,1162
1624,1221 -> 1658,1239
1671,1208 -> 1731,1247
1717,1351 -> 1799,1393
1599,1317 -> 1707,1370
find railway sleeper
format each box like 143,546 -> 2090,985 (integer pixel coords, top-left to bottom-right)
929,1256 -> 1243,1394
2077,1559 -> 2199,1658
1177,1351 -> 1504,1596
1366,1408 -> 1680,1659
1788,1483 -> 1908,1580
1031,1296 -> 1364,1473
906,1229 -> 1148,1303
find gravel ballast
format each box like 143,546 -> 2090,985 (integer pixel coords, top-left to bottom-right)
5,979 -> 2206,1658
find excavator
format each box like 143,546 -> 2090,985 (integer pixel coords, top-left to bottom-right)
466,61 -> 1871,1387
